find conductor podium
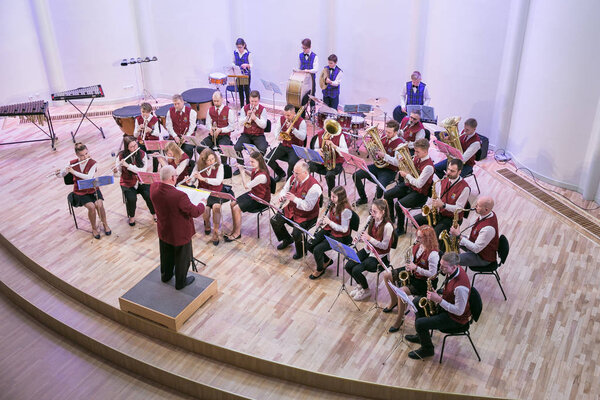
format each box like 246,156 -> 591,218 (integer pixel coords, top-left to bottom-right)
119,267 -> 217,331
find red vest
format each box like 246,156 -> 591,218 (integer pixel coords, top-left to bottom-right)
407,156 -> 434,195
208,106 -> 231,135
316,129 -> 344,165
135,116 -> 159,142
242,104 -> 265,136
168,153 -> 190,184
400,117 -> 425,142
412,244 -> 433,280
169,106 -> 192,137
119,149 -> 146,188
283,175 -> 321,223
198,165 -> 223,192
381,135 -> 404,171
368,221 -> 392,255
439,177 -> 470,219
468,212 -> 499,262
324,206 -> 351,238
250,169 -> 271,203
279,115 -> 304,147
71,158 -> 97,195
443,267 -> 471,325
459,131 -> 481,167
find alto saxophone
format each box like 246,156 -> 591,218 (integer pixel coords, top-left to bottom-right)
397,243 -> 413,287
418,277 -> 439,317
421,183 -> 439,226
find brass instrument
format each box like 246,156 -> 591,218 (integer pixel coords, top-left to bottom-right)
280,104 -> 306,141
396,143 -> 419,180
319,68 -> 328,90
139,118 -> 148,145
322,118 -> 342,170
421,182 -> 439,226
418,278 -> 439,317
363,126 -> 388,168
439,116 -> 463,158
352,215 -> 373,247
398,243 -> 413,287
439,207 -> 473,253
244,105 -> 256,128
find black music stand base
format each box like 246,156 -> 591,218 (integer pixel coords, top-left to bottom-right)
328,255 -> 361,312
191,256 -> 206,272
382,309 -> 420,364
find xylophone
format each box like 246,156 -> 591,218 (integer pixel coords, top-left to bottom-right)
51,84 -> 105,141
0,100 -> 56,149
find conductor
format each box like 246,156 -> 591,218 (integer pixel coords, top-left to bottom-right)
150,165 -> 205,289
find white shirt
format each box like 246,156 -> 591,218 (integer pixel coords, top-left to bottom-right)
423,176 -> 470,214
160,157 -> 189,178
461,132 -> 482,164
278,175 -> 322,212
274,118 -> 307,142
133,116 -> 159,140
166,107 -> 197,139
232,49 -> 253,70
382,136 -> 405,166
439,268 -> 469,316
399,83 -> 431,109
413,247 -> 440,279
113,153 -> 149,188
194,164 -> 224,187
246,171 -> 267,189
366,221 -> 393,257
459,212 -> 496,254
205,105 -> 235,134
327,208 -> 352,233
404,128 -> 426,149
405,155 -> 435,189
239,106 -> 267,130
311,134 -> 349,156
325,67 -> 342,87
60,159 -> 96,180
297,53 -> 319,74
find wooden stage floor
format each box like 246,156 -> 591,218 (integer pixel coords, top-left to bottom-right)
1,100 -> 598,399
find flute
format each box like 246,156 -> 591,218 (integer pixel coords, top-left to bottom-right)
181,161 -> 217,187
48,158 -> 88,177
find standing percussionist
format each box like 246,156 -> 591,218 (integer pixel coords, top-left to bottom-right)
268,104 -> 307,183
414,159 -> 470,238
400,111 -> 426,151
393,71 -> 431,123
450,196 -> 499,268
202,91 -> 235,151
295,38 -> 319,107
321,54 -> 342,111
166,94 -> 197,159
133,102 -> 160,172
233,37 -> 252,106
234,90 -> 268,156
405,252 -> 471,360
434,118 -> 481,179
150,165 -> 205,290
353,120 -> 404,206
309,123 -> 347,197
270,160 -> 323,260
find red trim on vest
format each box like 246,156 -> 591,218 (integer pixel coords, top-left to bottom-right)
169,106 -> 192,137
317,129 -> 344,165
279,115 -> 304,147
412,244 -> 432,280
168,153 -> 190,184
381,136 -> 403,171
119,149 -> 146,187
72,158 -> 97,195
400,117 -> 425,142
443,267 -> 471,325
283,175 -> 321,223
242,104 -> 265,136
468,212 -> 499,262
250,169 -> 271,203
439,178 -> 470,219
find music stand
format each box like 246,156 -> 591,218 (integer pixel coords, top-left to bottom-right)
395,200 -> 420,232
338,149 -> 386,202
382,281 -> 420,364
249,193 -> 278,246
433,138 -> 463,160
77,176 -> 114,218
137,172 -> 160,184
275,214 -> 315,277
406,105 -> 436,124
291,144 -> 324,165
326,236 -> 361,312
261,79 -> 283,119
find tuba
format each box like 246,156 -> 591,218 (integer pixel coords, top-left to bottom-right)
280,104 -> 306,142
396,143 -> 419,180
363,126 -> 388,168
439,116 -> 463,157
322,118 -> 341,170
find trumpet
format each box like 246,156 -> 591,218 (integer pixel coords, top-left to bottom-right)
352,215 -> 373,247
139,118 -> 148,145
244,105 -> 256,128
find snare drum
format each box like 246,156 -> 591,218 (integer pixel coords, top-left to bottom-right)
351,116 -> 365,130
112,105 -> 141,136
209,72 -> 227,86
286,71 -> 311,108
337,113 -> 352,129
317,111 -> 335,128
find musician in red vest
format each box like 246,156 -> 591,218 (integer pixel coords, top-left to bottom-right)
270,160 -> 323,260
450,196 -> 499,268
158,142 -> 191,185
405,252 -> 471,360
414,158 -> 470,238
226,151 -> 271,242
166,94 -> 197,159
150,165 -> 205,290
61,142 -> 111,239
345,199 -> 394,301
233,90 -> 268,156
393,71 -> 432,123
434,118 -> 481,179
399,111 -> 426,151
353,120 -> 404,205
382,225 -> 440,332
268,104 -> 307,182
113,136 -> 156,226
133,102 -> 160,171
309,123 -> 347,197
384,138 -> 434,236
201,91 -> 234,150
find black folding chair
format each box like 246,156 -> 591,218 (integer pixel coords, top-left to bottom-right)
469,234 -> 509,301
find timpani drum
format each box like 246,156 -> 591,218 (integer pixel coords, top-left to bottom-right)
351,116 -> 365,130
209,72 -> 227,86
112,105 -> 141,136
286,71 -> 311,108
182,88 -> 216,122
337,113 -> 352,130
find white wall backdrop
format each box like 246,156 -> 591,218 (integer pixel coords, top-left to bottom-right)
0,0 -> 599,202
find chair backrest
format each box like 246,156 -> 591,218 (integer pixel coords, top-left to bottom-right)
469,287 -> 483,322
265,119 -> 272,133
349,210 -> 360,231
269,175 -> 277,194
497,234 -> 509,264
424,129 -> 431,141
223,163 -> 232,179
309,134 -> 319,149
463,200 -> 471,219
63,173 -> 74,185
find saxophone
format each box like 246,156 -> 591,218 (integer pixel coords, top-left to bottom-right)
396,143 -> 419,181
439,116 -> 463,158
421,183 -> 438,226
280,104 -> 306,142
397,243 -> 413,287
322,118 -> 341,170
363,126 -> 388,168
418,278 -> 439,317
439,208 -> 461,253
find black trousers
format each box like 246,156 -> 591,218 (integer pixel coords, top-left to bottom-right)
181,143 -> 195,160
412,296 -> 468,349
121,184 -> 155,218
238,79 -> 251,106
323,95 -> 339,111
309,162 -> 343,196
344,249 -> 388,289
159,239 -> 192,290
306,228 -> 352,271
234,133 -> 269,155
268,145 -> 300,179
414,214 -> 455,248
393,106 -> 407,124
383,182 -> 427,226
270,214 -> 317,255
353,165 -> 396,200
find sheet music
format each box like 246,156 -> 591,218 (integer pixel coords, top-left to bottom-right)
387,282 -> 418,312
176,186 -> 210,206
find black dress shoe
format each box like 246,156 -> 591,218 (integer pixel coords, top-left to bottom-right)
233,169 -> 241,176
292,252 -> 305,260
213,239 -> 219,246
355,197 -> 368,206
105,230 -> 112,236
204,228 -> 211,235
273,174 -> 285,183
176,276 -> 195,290
382,303 -> 398,313
224,234 -> 241,242
405,334 -> 421,344
408,347 -> 434,360
309,270 -> 326,280
93,233 -> 101,240
277,240 -> 293,250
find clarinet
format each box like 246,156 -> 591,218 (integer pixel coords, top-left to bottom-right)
352,215 -> 373,249
309,201 -> 333,245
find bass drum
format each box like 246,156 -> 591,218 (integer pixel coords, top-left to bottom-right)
112,105 -> 140,136
286,71 -> 311,108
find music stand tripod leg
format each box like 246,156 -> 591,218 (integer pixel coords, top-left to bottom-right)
381,315 -> 419,364
328,255 -> 361,312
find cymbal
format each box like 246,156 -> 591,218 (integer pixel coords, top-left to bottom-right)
316,104 -> 338,114
308,94 -> 326,106
365,107 -> 384,117
366,97 -> 389,106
